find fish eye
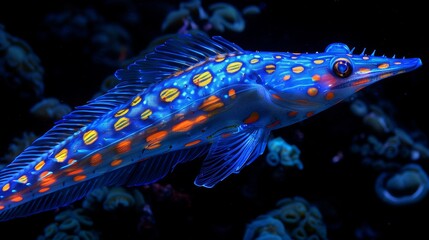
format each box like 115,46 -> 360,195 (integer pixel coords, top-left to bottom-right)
332,58 -> 353,78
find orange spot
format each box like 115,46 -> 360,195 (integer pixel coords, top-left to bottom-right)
146,130 -> 168,143
244,112 -> 259,124
271,94 -> 282,100
378,63 -> 389,69
172,120 -> 194,132
265,64 -> 276,74
40,176 -> 56,187
292,66 -> 304,73
228,89 -> 236,99
358,68 -> 371,73
39,171 -> 52,179
266,120 -> 281,128
116,140 -> 132,154
313,59 -> 324,64
221,133 -> 232,138
2,183 -> 10,192
352,78 -> 370,86
307,87 -> 318,97
215,54 -> 226,62
73,175 -> 87,182
288,111 -> 298,117
66,168 -> 84,176
194,115 -> 208,124
325,92 -> 335,100
312,74 -> 320,81
0,205 -> 4,210
10,195 -> 23,202
39,187 -> 50,193
145,142 -> 161,150
90,153 -> 102,166
306,112 -> 314,117
34,160 -> 45,171
184,139 -> 202,147
199,96 -> 224,112
283,75 -> 291,81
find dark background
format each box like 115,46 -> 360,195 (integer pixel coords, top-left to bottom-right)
0,0 -> 428,239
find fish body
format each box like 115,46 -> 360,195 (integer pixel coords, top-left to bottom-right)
0,34 -> 422,221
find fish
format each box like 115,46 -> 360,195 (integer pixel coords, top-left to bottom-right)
0,33 -> 422,221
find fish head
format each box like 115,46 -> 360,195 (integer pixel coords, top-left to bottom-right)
266,43 -> 422,114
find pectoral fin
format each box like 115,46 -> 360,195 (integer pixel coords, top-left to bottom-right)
194,127 -> 270,188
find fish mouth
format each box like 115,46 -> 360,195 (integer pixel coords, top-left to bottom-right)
332,57 -> 422,89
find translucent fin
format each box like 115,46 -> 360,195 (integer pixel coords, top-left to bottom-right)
114,33 -> 245,82
125,145 -> 210,187
194,128 -> 270,188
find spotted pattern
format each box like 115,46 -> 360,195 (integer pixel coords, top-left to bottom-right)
160,88 -> 180,102
83,130 -> 98,145
192,71 -> 213,87
226,61 -> 243,74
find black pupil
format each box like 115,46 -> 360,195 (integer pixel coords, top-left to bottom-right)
333,59 -> 352,78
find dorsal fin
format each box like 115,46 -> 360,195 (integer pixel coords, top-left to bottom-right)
114,33 -> 245,83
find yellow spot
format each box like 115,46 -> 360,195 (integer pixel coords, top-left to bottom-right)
146,131 -> 168,143
39,188 -> 50,193
358,68 -> 371,73
185,139 -> 202,147
192,71 -> 213,87
83,130 -> 98,145
275,55 -> 282,59
199,96 -> 224,112
114,117 -> 130,131
228,89 -> 236,99
265,64 -> 276,74
17,175 -> 28,184
314,59 -> 324,64
378,63 -> 389,69
90,153 -> 102,166
172,120 -> 194,132
34,160 -> 45,171
10,195 -> 23,202
73,175 -> 86,182
215,54 -> 226,62
288,111 -> 298,117
292,66 -> 304,73
141,109 -> 152,120
131,96 -> 142,106
55,148 -> 68,162
114,108 -> 129,117
312,74 -> 320,81
250,58 -> 260,64
283,75 -> 291,81
307,87 -> 318,97
116,140 -> 132,154
325,92 -> 335,100
226,61 -> 243,73
160,88 -> 180,102
2,183 -> 10,192
244,112 -> 259,124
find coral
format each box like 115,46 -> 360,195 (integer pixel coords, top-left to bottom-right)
161,0 -> 261,34
244,196 -> 328,240
0,24 -> 44,98
37,208 -> 99,240
266,136 -> 303,170
82,186 -> 146,212
375,163 -> 429,205
1,131 -> 38,166
30,97 -> 72,120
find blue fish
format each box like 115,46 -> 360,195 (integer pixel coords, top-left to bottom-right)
0,33 -> 422,221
